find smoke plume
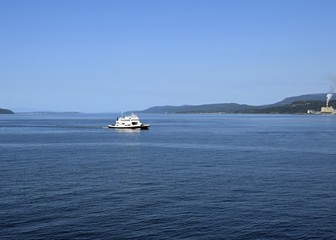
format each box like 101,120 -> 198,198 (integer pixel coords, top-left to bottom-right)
326,87 -> 334,107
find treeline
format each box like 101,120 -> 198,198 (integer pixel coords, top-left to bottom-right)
176,101 -> 334,114
242,101 -> 334,114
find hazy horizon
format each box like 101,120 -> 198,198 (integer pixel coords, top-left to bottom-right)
1,0 -> 336,112
7,92 -> 331,114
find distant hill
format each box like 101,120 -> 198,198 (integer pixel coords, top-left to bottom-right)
142,103 -> 255,114
271,93 -> 327,106
139,93 -> 332,114
244,100 -> 334,114
0,108 -> 14,114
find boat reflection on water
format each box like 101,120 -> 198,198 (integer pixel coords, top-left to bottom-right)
114,128 -> 142,133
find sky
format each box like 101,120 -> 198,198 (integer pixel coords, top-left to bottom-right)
1,0 -> 336,112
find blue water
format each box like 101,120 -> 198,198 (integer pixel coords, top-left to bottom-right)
1,113 -> 336,239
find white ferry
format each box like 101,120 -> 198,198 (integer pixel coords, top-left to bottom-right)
108,113 -> 150,129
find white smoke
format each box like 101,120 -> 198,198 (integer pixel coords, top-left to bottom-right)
326,86 -> 334,107
325,77 -> 336,107
326,93 -> 332,107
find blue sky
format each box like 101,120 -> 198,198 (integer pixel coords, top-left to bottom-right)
1,0 -> 336,112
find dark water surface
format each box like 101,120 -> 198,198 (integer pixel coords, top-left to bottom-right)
1,113 -> 336,239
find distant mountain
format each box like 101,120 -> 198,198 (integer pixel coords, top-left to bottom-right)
139,93 -> 332,114
271,93 -> 327,106
0,108 -> 14,114
142,103 -> 255,114
244,100 -> 334,114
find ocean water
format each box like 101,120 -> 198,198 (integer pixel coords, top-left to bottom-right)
1,113 -> 335,239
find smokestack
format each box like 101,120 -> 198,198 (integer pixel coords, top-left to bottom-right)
326,93 -> 333,107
